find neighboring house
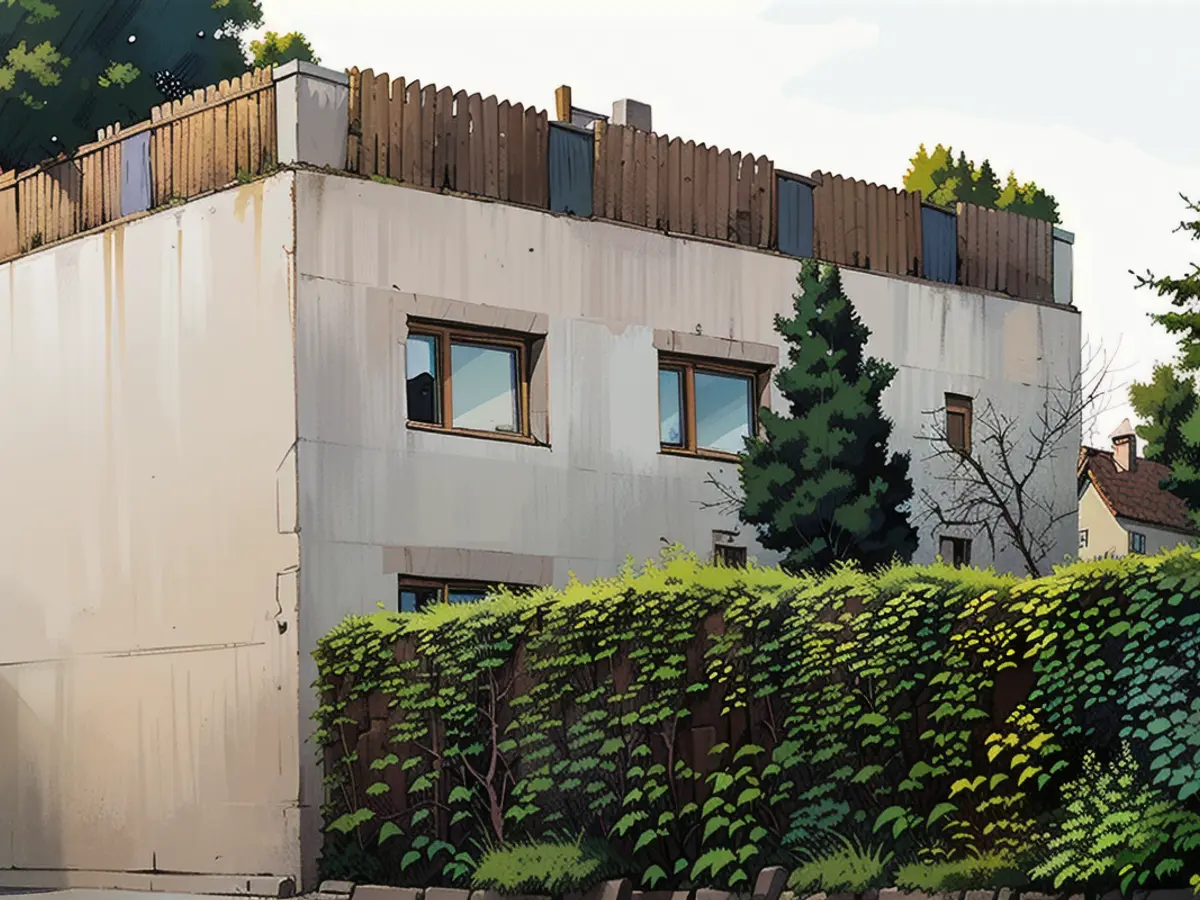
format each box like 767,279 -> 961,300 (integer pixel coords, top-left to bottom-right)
0,63 -> 1081,892
1078,419 -> 1197,559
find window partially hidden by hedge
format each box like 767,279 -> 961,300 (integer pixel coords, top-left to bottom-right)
314,548 -> 1200,895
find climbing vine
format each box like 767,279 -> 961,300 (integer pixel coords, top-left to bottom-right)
313,547 -> 1200,894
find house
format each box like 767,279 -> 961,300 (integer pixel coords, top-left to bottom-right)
1078,419 -> 1197,558
0,62 -> 1081,892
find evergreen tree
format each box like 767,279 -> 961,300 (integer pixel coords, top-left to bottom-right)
1130,196 -> 1200,526
1130,362 -> 1200,530
738,260 -> 918,573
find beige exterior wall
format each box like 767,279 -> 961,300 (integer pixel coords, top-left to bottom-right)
0,174 -> 301,884
291,169 -> 1083,844
1079,482 -> 1195,559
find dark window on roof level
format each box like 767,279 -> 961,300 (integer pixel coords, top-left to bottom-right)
940,536 -> 971,567
1079,529 -> 1089,549
946,394 -> 973,455
1129,531 -> 1147,555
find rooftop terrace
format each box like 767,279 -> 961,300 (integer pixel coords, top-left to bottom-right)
0,61 -> 1074,307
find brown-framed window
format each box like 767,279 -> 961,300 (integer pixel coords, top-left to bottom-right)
406,322 -> 534,441
939,536 -> 972,567
945,393 -> 973,455
659,356 -> 763,458
397,577 -> 531,612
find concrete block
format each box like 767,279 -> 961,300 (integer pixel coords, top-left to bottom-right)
566,879 -> 635,900
356,887 -> 423,900
611,98 -> 652,132
321,881 -> 357,896
964,892 -> 995,900
696,891 -> 732,900
427,889 -> 472,900
631,892 -> 693,900
752,871 -> 788,900
274,60 -> 350,169
471,892 -> 550,900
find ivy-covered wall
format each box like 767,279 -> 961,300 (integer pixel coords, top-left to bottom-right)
313,549 -> 1200,896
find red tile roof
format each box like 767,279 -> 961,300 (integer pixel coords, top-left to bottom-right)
1078,447 -> 1196,533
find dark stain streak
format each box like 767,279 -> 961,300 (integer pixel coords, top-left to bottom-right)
0,640 -> 267,669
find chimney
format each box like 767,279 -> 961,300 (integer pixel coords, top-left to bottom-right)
611,98 -> 652,132
1111,418 -> 1137,473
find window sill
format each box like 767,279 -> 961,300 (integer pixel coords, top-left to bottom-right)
660,446 -> 743,464
407,420 -> 548,448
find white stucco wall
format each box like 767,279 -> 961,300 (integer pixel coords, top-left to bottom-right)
291,170 -> 1083,823
0,175 -> 301,885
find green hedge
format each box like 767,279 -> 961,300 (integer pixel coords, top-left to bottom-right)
313,548 -> 1200,895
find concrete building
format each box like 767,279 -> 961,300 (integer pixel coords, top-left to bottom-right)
0,62 -> 1082,892
1078,419 -> 1197,559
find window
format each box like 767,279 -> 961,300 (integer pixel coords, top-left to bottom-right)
945,394 -> 973,455
659,357 -> 760,457
712,529 -> 747,567
1128,531 -> 1146,555
397,578 -> 528,612
1079,529 -> 1089,549
714,545 -> 747,568
939,536 -> 972,567
406,323 -> 533,440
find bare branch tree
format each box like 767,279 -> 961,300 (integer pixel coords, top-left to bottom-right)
700,471 -> 744,518
917,339 -> 1122,577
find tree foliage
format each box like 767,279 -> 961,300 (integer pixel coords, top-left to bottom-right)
0,0 -> 316,171
313,547 -> 1200,895
1129,196 -> 1200,526
248,30 -> 318,69
904,144 -> 1060,224
735,260 -> 918,573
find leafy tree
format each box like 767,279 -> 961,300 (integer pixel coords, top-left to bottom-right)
904,143 -> 1060,224
248,30 -> 319,69
735,260 -> 918,573
0,0 -> 317,171
1129,365 -> 1200,529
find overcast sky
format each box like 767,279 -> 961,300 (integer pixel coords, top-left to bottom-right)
254,0 -> 1200,445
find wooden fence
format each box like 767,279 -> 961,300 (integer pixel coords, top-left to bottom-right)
0,64 -> 1064,308
592,122 -> 774,249
347,67 -> 549,209
956,201 -> 1053,303
812,172 -> 923,278
0,67 -> 276,261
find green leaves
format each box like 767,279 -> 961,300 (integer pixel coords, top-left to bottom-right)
312,542 -> 1200,892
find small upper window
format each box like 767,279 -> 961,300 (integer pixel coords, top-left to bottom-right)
940,536 -> 972,567
946,394 -> 973,455
1079,529 -> 1089,549
406,323 -> 531,439
659,357 -> 760,457
1128,531 -> 1146,555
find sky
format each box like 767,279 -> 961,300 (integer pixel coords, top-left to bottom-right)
253,0 -> 1200,446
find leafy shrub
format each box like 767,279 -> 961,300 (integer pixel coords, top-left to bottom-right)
1029,745 -> 1200,892
789,837 -> 893,894
471,840 -> 610,894
895,853 -> 1027,892
314,546 -> 1200,891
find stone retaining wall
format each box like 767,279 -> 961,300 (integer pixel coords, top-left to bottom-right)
315,871 -> 1198,900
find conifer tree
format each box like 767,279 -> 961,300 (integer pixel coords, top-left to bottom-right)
738,260 -> 918,573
